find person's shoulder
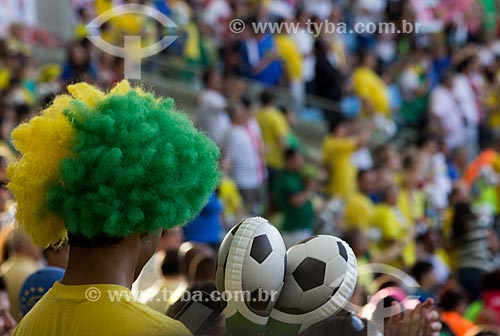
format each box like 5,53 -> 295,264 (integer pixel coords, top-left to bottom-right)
118,300 -> 192,335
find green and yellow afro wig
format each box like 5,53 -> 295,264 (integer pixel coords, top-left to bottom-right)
7,80 -> 221,247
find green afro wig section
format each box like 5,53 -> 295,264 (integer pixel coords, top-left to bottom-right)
47,89 -> 221,240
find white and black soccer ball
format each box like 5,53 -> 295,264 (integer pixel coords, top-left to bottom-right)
270,235 -> 357,332
216,217 -> 286,325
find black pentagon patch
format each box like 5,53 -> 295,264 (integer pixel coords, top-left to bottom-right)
299,235 -> 318,244
231,221 -> 243,235
250,235 -> 272,264
293,257 -> 326,292
337,241 -> 348,262
249,289 -> 271,314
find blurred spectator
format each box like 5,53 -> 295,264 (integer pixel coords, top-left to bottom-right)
139,249 -> 188,314
430,71 -> 467,150
344,170 -> 377,231
313,38 -> 344,125
255,91 -> 289,186
411,261 -> 439,302
198,69 -> 230,146
275,17 -> 304,112
372,184 -> 416,268
0,276 -> 16,335
183,193 -> 223,250
61,40 -> 97,84
237,17 -> 283,85
223,104 -> 265,215
416,229 -> 451,285
440,288 -> 476,336
322,115 -> 368,200
275,148 -> 314,247
353,50 -> 391,119
0,229 -> 41,320
452,202 -> 495,301
18,267 -> 64,317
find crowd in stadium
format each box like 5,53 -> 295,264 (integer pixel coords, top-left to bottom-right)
1,0 -> 500,335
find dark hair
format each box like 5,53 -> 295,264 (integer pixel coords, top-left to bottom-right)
411,261 -> 434,283
260,90 -> 274,106
0,275 -> 6,292
357,170 -> 371,183
342,229 -> 362,249
202,68 -> 216,86
439,288 -> 466,311
285,148 -> 299,162
480,270 -> 500,292
240,96 -> 252,109
68,233 -> 124,248
327,112 -> 348,133
451,202 -> 476,241
161,249 -> 180,276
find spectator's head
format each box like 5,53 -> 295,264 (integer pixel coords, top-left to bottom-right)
439,70 -> 455,89
411,261 -> 438,292
227,104 -> 246,126
357,49 -> 377,69
178,242 -> 215,278
14,104 -> 31,124
161,249 -> 181,278
285,148 -> 304,172
449,183 -> 470,206
374,145 -> 401,172
6,229 -> 41,262
260,90 -> 274,107
188,254 -> 216,283
456,55 -> 480,74
18,267 -> 64,317
343,229 -> 368,257
0,276 -> 16,335
402,152 -> 421,188
380,184 -> 398,206
66,41 -> 89,68
417,229 -> 441,255
357,169 -> 377,195
240,96 -> 253,118
328,113 -> 351,137
314,39 -> 329,58
7,81 -> 221,285
43,243 -> 69,269
439,288 -> 468,314
202,68 -> 221,91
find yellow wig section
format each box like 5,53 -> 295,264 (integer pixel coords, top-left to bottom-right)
7,95 -> 75,247
7,81 -> 139,247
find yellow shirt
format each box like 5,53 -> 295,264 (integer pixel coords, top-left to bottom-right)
275,35 -> 303,81
344,193 -> 375,230
13,282 -> 191,336
255,107 -> 289,170
352,67 -> 391,118
0,255 -> 40,320
219,176 -> 243,219
397,188 -> 425,226
372,204 -> 415,268
322,136 -> 357,199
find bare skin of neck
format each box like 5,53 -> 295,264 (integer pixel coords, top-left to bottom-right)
61,235 -> 142,289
